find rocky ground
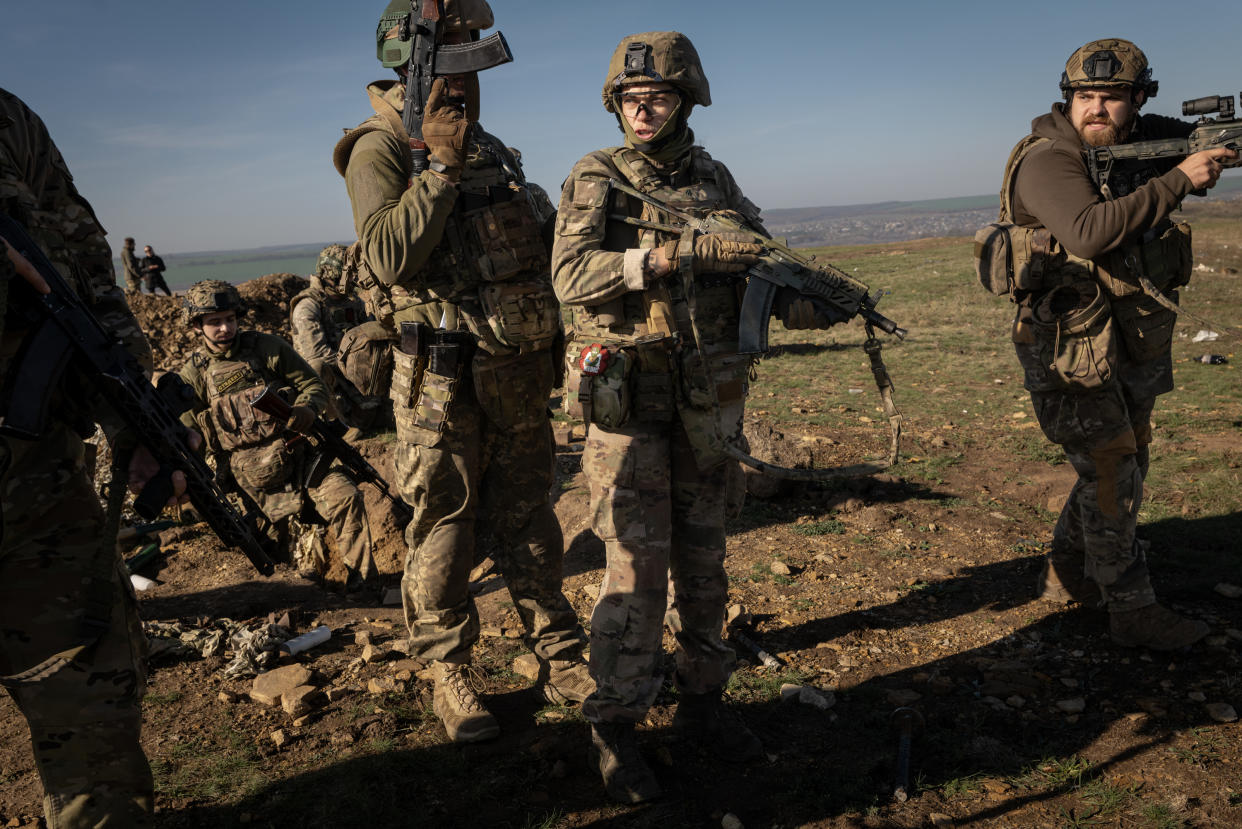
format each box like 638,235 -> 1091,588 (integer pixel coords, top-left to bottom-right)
1,243 -> 1240,828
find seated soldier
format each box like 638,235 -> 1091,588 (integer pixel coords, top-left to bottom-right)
179,279 -> 376,588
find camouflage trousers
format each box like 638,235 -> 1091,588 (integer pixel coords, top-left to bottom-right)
0,426 -> 152,828
252,465 -> 375,579
580,411 -> 738,725
1027,354 -> 1171,611
395,383 -> 585,664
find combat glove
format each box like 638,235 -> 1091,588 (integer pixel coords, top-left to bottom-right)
661,233 -> 762,275
421,78 -> 469,182
285,405 -> 316,434
775,289 -> 849,330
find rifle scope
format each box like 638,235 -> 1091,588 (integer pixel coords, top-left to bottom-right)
1183,95 -> 1235,119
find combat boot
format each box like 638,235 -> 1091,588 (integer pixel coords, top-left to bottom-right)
1109,603 -> 1210,651
671,687 -> 764,761
589,723 -> 662,804
543,658 -> 595,705
432,660 -> 500,743
1037,547 -> 1098,604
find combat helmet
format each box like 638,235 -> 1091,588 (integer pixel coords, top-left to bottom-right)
376,0 -> 495,68
601,31 -> 711,113
183,279 -> 244,325
317,244 -> 347,282
1060,38 -> 1157,99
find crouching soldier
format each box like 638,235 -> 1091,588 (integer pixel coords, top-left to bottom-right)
179,279 -> 376,587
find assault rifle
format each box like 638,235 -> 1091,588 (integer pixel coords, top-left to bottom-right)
1088,93 -> 1242,194
397,0 -> 512,175
249,386 -> 412,524
603,180 -> 906,475
0,213 -> 275,575
605,179 -> 907,353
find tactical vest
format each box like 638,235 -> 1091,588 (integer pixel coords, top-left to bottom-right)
978,135 -> 1192,302
289,283 -> 367,351
569,145 -> 751,348
194,332 -> 284,452
334,107 -> 558,356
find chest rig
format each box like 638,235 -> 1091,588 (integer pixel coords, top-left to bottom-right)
1002,136 -> 1192,302
197,333 -> 283,451
576,146 -> 738,346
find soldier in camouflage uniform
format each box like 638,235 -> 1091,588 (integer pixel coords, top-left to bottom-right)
1,88 -> 162,828
999,39 -> 1235,649
120,236 -> 142,294
290,243 -> 368,427
552,32 -> 842,802
178,280 -> 376,586
334,0 -> 591,743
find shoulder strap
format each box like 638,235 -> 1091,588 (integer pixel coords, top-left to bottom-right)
998,136 -> 1049,222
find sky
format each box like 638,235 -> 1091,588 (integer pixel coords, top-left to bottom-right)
2,0 -> 1237,255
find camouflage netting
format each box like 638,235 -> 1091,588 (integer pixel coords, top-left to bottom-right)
127,273 -> 308,371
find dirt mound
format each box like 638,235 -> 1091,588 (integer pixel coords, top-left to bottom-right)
129,273 -> 307,371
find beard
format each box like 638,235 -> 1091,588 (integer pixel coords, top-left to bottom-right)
1077,115 -> 1130,147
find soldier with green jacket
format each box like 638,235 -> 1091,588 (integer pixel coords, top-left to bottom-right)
1,88 -> 166,828
997,39 -> 1235,648
178,280 -> 376,586
552,32 -> 841,803
334,0 -> 591,743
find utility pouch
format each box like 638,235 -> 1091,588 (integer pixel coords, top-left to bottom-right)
337,320 -> 397,398
473,350 -> 556,432
477,279 -> 560,353
1135,222 -> 1193,291
1032,281 -> 1117,392
974,222 -> 1056,296
582,347 -> 634,429
1111,290 -> 1179,363
633,371 -> 675,423
231,440 -> 292,494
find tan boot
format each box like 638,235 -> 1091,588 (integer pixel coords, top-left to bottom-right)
543,659 -> 595,705
672,688 -> 764,761
1037,548 -> 1098,604
589,723 -> 661,804
1110,603 -> 1209,651
432,661 -> 500,743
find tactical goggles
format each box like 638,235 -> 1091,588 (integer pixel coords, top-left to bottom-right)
613,89 -> 680,117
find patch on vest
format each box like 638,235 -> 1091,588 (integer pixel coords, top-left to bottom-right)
214,368 -> 253,395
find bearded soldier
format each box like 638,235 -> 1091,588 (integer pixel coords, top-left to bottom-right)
290,243 -> 368,428
334,0 -> 591,743
996,39 -> 1235,648
178,280 -> 376,587
552,32 -> 843,802
1,88 -> 171,827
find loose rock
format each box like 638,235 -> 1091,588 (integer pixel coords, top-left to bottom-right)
282,685 -> 320,717
250,664 -> 313,707
1206,703 -> 1238,723
270,728 -> 290,748
1056,698 -> 1086,714
513,653 -> 541,682
1213,582 -> 1242,599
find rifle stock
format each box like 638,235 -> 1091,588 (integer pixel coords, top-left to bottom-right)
0,212 -> 275,575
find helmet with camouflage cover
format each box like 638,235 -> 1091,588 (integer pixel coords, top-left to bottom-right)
602,31 -> 711,113
376,0 -> 495,69
317,244 -> 347,281
183,279 -> 244,325
1060,38 -> 1157,100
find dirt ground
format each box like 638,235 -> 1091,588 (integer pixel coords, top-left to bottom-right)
1,229 -> 1240,828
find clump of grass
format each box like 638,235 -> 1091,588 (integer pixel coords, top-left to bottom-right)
793,519 -> 846,536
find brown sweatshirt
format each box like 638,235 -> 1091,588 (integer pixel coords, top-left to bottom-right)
1011,104 -> 1196,260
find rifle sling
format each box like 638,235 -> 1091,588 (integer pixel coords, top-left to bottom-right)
0,440 -> 133,688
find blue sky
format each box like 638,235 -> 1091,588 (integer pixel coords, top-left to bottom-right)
2,0 -> 1236,254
